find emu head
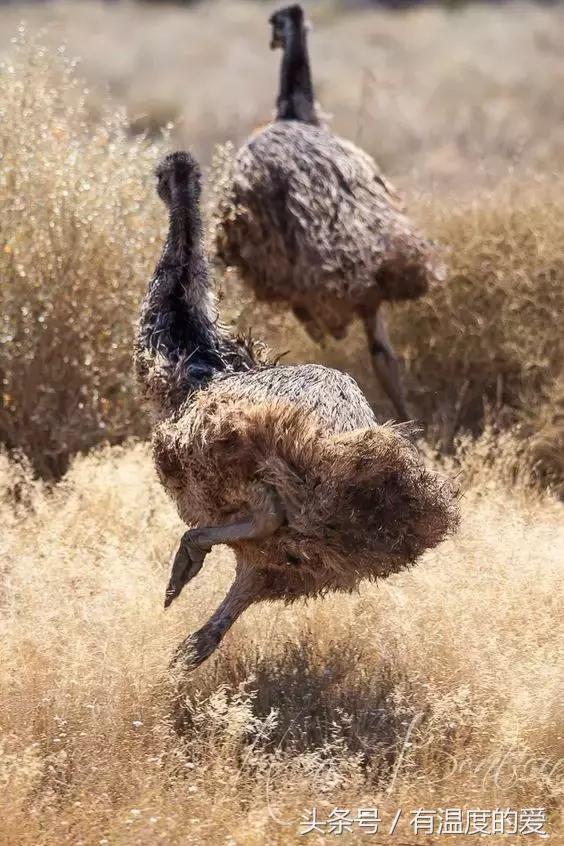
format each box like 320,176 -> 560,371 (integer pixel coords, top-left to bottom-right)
155,151 -> 202,209
269,4 -> 307,50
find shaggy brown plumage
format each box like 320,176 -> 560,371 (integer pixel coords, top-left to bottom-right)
215,4 -> 443,421
216,121 -> 439,322
137,151 -> 458,671
154,383 -> 457,598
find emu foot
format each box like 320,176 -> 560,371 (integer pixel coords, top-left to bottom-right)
169,626 -> 223,671
164,534 -> 210,609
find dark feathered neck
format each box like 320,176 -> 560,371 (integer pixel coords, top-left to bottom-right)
162,188 -> 203,268
276,22 -> 318,125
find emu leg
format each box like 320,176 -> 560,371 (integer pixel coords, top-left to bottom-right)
363,307 -> 411,422
292,305 -> 326,345
171,565 -> 261,671
165,523 -> 247,609
164,493 -> 284,608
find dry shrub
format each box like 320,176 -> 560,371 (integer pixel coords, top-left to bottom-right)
0,440 -> 562,844
390,178 -> 564,448
524,376 -> 564,498
0,33 -> 164,479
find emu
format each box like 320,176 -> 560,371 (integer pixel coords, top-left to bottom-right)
136,151 -> 458,671
216,3 -> 443,423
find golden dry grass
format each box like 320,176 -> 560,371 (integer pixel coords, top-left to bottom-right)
0,35 -> 163,478
393,179 -> 564,444
525,376 -> 564,497
1,439 -> 562,845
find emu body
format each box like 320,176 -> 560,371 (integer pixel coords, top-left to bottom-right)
136,152 -> 458,670
216,4 -> 443,422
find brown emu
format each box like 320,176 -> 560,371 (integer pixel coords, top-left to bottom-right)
215,3 -> 443,422
136,151 -> 458,671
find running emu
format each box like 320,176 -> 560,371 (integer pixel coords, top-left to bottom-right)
215,3 -> 443,422
136,151 -> 458,671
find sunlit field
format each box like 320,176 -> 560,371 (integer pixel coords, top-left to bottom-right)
1,439 -> 563,845
1,1 -> 563,843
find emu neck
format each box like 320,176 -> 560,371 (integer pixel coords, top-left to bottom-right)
159,187 -> 216,329
277,26 -> 318,125
164,190 -> 202,268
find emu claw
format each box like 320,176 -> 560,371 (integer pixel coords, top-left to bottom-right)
164,537 -> 209,609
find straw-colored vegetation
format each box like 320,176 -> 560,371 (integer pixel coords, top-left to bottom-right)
394,181 -> 564,457
0,35 -> 163,478
1,438 -> 562,845
0,2 -> 563,843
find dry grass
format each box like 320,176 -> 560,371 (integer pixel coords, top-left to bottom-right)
0,439 -> 562,845
0,34 -> 163,478
525,376 -> 564,498
392,178 -> 564,442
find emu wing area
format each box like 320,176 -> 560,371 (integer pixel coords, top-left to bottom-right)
215,363 -> 377,434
